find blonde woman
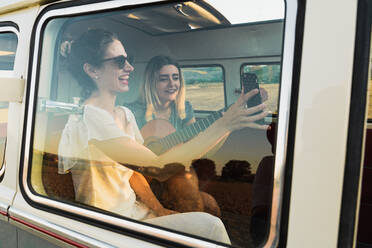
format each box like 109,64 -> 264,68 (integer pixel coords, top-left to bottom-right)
129,55 -> 195,131
128,56 -> 223,216
127,56 -> 265,217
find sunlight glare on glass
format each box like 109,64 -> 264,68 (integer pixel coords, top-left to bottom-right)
205,0 -> 285,24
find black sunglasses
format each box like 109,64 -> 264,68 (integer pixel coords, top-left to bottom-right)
100,55 -> 134,69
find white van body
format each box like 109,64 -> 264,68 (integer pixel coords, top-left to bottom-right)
0,0 -> 369,247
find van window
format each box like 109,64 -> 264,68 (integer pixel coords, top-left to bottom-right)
0,32 -> 17,70
0,31 -> 17,176
27,1 -> 286,247
181,66 -> 225,111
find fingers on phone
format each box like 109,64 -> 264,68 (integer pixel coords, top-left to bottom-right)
240,89 -> 258,103
242,112 -> 269,130
246,111 -> 269,121
236,89 -> 258,106
248,123 -> 270,130
244,103 -> 266,115
239,111 -> 268,128
246,88 -> 259,97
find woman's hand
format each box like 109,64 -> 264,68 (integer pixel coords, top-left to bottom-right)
218,89 -> 269,132
260,87 -> 268,102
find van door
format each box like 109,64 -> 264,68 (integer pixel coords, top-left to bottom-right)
8,0 -> 335,247
0,23 -> 19,248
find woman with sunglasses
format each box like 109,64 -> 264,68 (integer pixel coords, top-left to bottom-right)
58,29 -> 267,243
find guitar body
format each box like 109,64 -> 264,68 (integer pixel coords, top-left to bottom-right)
141,119 -> 176,155
140,118 -> 221,217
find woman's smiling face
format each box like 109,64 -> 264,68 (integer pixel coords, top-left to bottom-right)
94,39 -> 134,94
156,64 -> 180,105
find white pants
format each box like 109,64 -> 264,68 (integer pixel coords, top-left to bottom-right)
144,212 -> 231,244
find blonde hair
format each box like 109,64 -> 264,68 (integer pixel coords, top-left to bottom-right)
141,55 -> 186,122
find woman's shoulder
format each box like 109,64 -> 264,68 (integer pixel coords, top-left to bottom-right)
83,104 -> 115,123
118,105 -> 139,123
118,105 -> 132,115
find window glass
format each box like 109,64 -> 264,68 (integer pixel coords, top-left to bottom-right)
0,32 -> 17,70
243,63 -> 281,115
181,66 -> 225,111
30,1 -> 285,247
0,32 -> 16,174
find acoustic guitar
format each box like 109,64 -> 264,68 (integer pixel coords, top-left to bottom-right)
141,111 -> 223,155
141,72 -> 262,155
140,113 -> 224,217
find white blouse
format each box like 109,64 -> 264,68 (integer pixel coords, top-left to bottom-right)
58,105 -> 150,219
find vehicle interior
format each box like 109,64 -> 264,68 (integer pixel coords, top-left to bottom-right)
29,1 -> 284,247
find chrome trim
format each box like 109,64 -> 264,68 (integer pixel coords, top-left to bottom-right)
38,99 -> 83,115
0,26 -> 19,35
265,0 -> 298,247
9,207 -> 115,248
22,1 -> 225,248
0,26 -> 19,179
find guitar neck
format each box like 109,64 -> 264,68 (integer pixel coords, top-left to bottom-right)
159,111 -> 223,152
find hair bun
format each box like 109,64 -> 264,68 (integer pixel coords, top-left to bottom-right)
60,40 -> 74,58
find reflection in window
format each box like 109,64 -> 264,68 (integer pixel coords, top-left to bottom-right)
181,66 -> 225,111
243,64 -> 281,115
30,1 -> 284,247
0,32 -> 17,70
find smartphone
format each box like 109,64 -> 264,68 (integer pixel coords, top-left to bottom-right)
242,72 -> 265,125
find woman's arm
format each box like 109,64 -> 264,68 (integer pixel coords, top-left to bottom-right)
129,171 -> 177,216
91,89 -> 268,181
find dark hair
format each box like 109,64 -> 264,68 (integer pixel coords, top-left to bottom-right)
68,29 -> 118,99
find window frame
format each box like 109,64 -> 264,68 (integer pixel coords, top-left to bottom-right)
0,24 -> 19,182
18,0 -> 300,247
180,63 -> 227,113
